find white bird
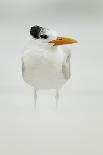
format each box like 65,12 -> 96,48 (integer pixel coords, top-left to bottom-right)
21,25 -> 78,109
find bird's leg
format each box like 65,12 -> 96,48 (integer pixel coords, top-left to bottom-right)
55,89 -> 59,109
34,89 -> 37,111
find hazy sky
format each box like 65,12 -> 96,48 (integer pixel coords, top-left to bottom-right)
0,0 -> 102,17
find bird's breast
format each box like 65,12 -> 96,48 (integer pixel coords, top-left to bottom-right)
22,47 -> 66,89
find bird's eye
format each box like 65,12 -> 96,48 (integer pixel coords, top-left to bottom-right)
40,35 -> 48,39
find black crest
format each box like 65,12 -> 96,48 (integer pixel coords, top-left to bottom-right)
30,25 -> 43,39
30,25 -> 48,39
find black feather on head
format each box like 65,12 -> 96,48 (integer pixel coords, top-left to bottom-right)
30,25 -> 43,39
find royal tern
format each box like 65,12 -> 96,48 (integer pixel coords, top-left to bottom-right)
21,25 -> 78,108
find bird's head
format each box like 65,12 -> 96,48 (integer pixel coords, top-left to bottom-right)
30,25 -> 78,46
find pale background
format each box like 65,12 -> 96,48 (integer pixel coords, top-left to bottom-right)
0,0 -> 103,155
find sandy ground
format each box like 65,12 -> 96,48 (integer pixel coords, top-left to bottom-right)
0,91 -> 103,155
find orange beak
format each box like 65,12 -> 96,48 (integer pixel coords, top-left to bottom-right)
49,37 -> 78,46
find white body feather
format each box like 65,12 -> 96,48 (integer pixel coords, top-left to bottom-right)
22,37 -> 71,90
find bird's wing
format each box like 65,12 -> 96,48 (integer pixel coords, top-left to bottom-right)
22,61 -> 25,76
21,58 -> 25,77
62,46 -> 71,80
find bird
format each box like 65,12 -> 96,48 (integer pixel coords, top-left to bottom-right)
21,25 -> 78,109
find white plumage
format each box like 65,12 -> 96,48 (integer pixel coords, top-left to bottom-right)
21,25 -> 77,108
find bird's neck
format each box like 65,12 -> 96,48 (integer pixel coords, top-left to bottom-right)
30,37 -> 59,50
